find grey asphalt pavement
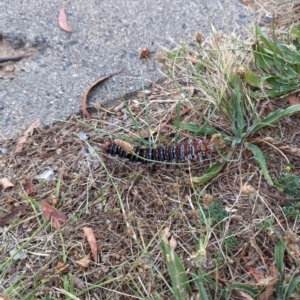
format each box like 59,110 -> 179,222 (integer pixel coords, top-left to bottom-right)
0,0 -> 255,138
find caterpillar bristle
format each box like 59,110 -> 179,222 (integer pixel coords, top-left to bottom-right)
103,139 -> 211,164
114,139 -> 135,154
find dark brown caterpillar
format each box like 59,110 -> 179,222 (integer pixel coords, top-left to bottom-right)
103,139 -> 211,164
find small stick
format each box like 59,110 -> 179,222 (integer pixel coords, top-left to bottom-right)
0,55 -> 28,64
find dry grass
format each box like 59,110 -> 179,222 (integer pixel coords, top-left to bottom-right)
242,0 -> 300,27
1,2 -> 300,300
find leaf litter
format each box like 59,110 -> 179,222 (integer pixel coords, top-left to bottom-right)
0,177 -> 14,192
39,200 -> 68,229
14,118 -> 41,153
82,227 -> 98,263
2,73 -> 300,298
58,2 -> 73,33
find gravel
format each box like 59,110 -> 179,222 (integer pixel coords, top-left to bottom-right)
0,0 -> 255,138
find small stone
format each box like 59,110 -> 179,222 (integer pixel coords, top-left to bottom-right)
5,65 -> 15,72
113,102 -> 125,112
264,13 -> 273,22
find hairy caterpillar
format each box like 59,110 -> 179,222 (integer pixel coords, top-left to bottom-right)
103,139 -> 211,164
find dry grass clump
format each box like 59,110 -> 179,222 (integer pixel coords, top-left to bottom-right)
243,0 -> 300,27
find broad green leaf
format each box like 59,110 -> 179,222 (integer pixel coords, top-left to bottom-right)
161,240 -> 191,299
264,85 -> 300,98
230,77 -> 246,139
273,67 -> 298,81
281,50 -> 300,65
246,104 -> 300,135
285,277 -> 300,299
291,25 -> 300,38
231,137 -> 242,146
264,75 -> 298,86
192,162 -> 223,184
245,143 -> 273,186
275,239 -> 285,280
194,281 -> 209,300
179,123 -> 219,135
255,24 -> 278,53
193,272 -> 210,300
253,49 -> 275,72
245,69 -> 262,88
229,283 -> 259,297
193,162 -> 223,185
193,151 -> 233,185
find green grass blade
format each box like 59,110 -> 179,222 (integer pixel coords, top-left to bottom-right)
285,277 -> 300,299
275,239 -> 285,280
255,24 -> 278,53
230,77 -> 246,139
274,239 -> 286,297
245,143 -> 273,186
192,162 -> 223,185
253,45 -> 276,71
174,100 -> 181,144
179,123 -> 220,136
245,69 -> 262,88
246,104 -> 300,136
229,283 -> 259,297
161,240 -> 191,299
264,85 -> 300,98
193,272 -> 211,300
122,96 -> 143,138
291,25 -> 300,39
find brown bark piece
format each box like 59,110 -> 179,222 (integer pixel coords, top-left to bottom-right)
81,70 -> 122,119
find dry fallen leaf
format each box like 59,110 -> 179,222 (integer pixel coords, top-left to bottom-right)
168,235 -> 177,250
15,119 -> 41,153
40,200 -> 67,229
0,177 -> 14,192
240,0 -> 252,5
161,227 -> 171,244
57,137 -> 64,147
241,245 -> 265,283
23,178 -> 34,195
236,291 -> 255,300
257,265 -> 280,300
54,261 -> 70,275
83,227 -> 98,263
75,255 -> 90,271
161,227 -> 177,249
58,3 -> 73,33
0,295 -> 11,300
186,55 -> 199,64
81,70 -> 121,119
288,95 -> 300,105
0,203 -> 28,227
